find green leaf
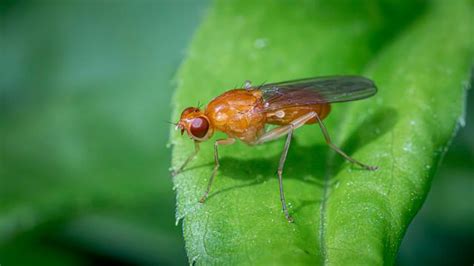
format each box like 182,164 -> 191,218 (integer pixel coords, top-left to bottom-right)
171,0 -> 473,265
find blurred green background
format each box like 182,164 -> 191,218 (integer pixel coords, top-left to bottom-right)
0,1 -> 472,265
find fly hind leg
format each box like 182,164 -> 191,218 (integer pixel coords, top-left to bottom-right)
314,112 -> 378,171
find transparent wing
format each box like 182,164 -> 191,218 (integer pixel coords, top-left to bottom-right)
258,75 -> 377,111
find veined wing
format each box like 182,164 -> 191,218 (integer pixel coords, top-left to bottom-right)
258,75 -> 377,111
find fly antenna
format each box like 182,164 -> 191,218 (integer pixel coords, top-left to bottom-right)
164,120 -> 177,126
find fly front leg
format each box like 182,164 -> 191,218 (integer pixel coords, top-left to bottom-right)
314,112 -> 378,171
199,138 -> 236,203
254,111 -> 317,222
172,141 -> 200,176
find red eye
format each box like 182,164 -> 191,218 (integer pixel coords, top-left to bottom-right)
190,117 -> 209,138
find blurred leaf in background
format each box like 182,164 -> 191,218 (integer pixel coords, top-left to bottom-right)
1,1 -> 208,265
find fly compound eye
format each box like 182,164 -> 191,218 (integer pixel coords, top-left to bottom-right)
190,117 -> 209,139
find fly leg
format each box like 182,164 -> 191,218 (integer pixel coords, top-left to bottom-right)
171,141 -> 200,176
199,138 -> 236,203
254,111 -> 317,222
254,111 -> 316,144
277,128 -> 294,222
314,112 -> 378,171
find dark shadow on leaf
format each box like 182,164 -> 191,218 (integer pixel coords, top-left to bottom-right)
332,107 -> 398,173
204,107 -> 398,201
368,1 -> 429,55
205,180 -> 263,201
204,142 -> 329,203
292,199 -> 321,215
178,162 -> 214,174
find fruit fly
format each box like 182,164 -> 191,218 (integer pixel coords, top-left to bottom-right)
172,75 -> 378,222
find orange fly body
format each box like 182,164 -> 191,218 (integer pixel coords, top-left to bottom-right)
173,76 -> 378,222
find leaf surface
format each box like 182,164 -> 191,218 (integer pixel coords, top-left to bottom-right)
171,1 -> 473,264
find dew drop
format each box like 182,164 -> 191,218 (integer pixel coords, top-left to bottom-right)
254,38 -> 268,49
458,115 -> 466,127
175,214 -> 184,226
191,255 -> 200,264
403,142 -> 413,152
